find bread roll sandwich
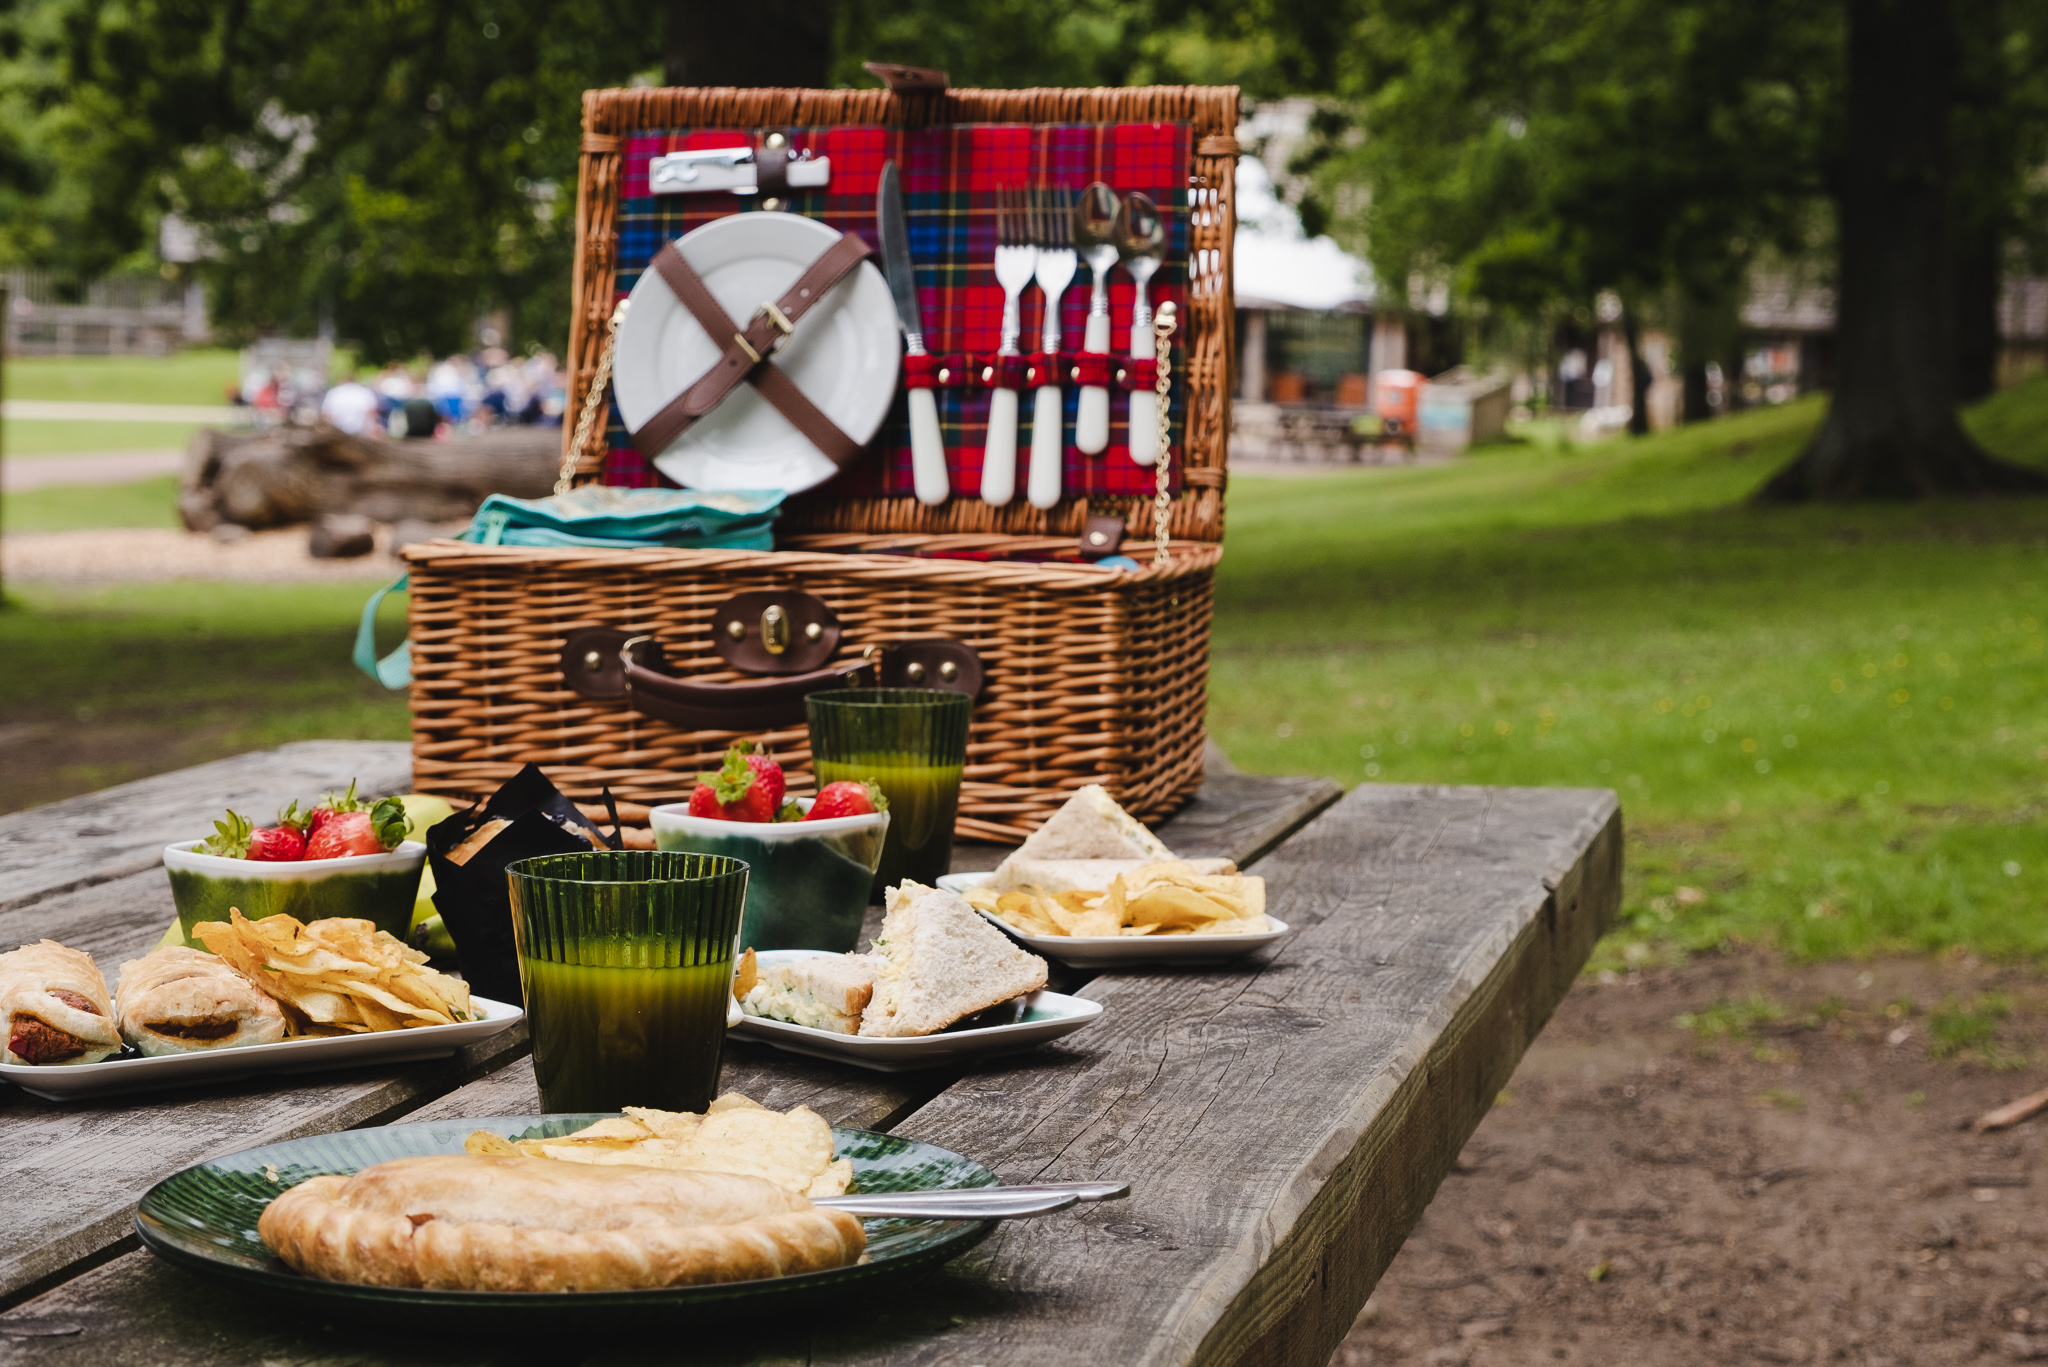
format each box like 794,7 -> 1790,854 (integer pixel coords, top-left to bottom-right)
740,955 -> 876,1036
259,1154 -> 865,1291
859,883 -> 1048,1038
115,945 -> 287,1056
0,940 -> 121,1066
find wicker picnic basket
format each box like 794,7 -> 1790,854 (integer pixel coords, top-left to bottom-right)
403,80 -> 1240,841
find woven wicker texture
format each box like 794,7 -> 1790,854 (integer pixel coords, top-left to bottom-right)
403,537 -> 1217,841
569,84 -> 1239,541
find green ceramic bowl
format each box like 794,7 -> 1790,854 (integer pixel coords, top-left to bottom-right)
648,799 -> 888,953
134,1115 -> 996,1327
162,839 -> 426,947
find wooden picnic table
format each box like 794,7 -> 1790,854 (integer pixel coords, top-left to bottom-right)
0,741 -> 1619,1367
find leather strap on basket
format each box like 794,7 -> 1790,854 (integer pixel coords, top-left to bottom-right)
629,233 -> 875,465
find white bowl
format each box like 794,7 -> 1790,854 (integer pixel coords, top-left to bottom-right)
162,839 -> 427,946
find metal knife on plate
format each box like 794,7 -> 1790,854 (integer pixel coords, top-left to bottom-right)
879,161 -> 949,505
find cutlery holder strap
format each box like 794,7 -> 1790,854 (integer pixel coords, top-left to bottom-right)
560,627 -> 983,731
628,232 -> 876,464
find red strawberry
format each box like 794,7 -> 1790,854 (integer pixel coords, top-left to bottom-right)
807,780 -> 888,821
744,751 -> 785,810
247,825 -> 307,861
303,797 -> 409,859
687,745 -> 776,823
306,780 -> 365,839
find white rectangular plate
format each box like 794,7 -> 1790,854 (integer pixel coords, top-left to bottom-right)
936,872 -> 1291,969
731,949 -> 1102,1073
0,995 -> 524,1102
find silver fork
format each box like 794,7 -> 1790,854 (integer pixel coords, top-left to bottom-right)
983,188 -> 1038,506
1027,187 -> 1078,509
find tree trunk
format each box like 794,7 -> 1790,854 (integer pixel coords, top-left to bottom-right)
1761,0 -> 2044,500
665,0 -> 840,88
1621,310 -> 1653,436
1953,220 -> 2001,403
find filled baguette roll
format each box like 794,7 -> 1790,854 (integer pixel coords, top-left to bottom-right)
0,940 -> 120,1066
115,945 -> 286,1056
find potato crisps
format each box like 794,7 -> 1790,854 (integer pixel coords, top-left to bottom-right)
467,1093 -> 853,1197
969,860 -> 1271,939
194,908 -> 473,1035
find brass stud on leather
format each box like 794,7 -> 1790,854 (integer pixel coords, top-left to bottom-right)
1088,531 -> 1107,546
981,365 -> 994,382
760,196 -> 783,212
1070,366 -> 1080,382
726,621 -> 745,640
904,661 -> 927,682
1116,368 -> 1127,383
937,367 -> 950,383
764,132 -> 788,150
804,622 -> 823,642
583,650 -> 604,671
938,660 -> 959,682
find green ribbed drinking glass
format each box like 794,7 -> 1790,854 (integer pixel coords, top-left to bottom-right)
806,688 -> 973,899
506,850 -> 747,1114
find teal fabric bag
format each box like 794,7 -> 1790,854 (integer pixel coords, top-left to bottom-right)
355,486 -> 786,688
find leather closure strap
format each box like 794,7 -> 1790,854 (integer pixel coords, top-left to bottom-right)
622,657 -> 874,731
628,232 -> 876,464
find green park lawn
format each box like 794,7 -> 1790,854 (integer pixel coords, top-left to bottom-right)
5,348 -> 241,406
3,475 -> 183,532
5,418 -> 208,455
5,370 -> 2048,968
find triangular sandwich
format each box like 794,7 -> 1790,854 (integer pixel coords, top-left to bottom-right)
858,883 -> 1048,1038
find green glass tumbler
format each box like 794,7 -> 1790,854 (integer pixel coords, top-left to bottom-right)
806,687 -> 972,899
506,850 -> 747,1114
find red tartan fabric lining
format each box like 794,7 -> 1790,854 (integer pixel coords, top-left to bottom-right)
599,121 -> 1190,501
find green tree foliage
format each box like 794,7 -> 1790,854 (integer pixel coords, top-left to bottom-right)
1294,3 -> 1839,388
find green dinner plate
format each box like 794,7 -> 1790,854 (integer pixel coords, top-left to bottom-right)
134,1115 -> 996,1326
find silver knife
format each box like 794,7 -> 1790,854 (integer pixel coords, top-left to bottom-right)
879,161 -> 948,505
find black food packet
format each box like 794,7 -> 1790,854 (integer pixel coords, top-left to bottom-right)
425,764 -> 620,1005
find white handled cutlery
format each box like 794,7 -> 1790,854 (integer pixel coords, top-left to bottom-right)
983,188 -> 1038,506
878,160 -> 948,504
1027,188 -> 1078,509
1115,192 -> 1167,467
1072,183 -> 1120,455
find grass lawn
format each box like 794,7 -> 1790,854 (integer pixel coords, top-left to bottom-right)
4,349 -> 242,406
4,476 -> 183,532
5,418 -> 206,454
1209,388 -> 2048,966
0,580 -> 410,813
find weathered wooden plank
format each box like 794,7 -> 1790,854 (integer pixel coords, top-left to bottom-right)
0,741 -> 412,915
791,783 -> 1622,1367
0,1022 -> 528,1309
0,784 -> 1616,1367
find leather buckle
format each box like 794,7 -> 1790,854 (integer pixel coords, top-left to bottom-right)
734,301 -> 796,363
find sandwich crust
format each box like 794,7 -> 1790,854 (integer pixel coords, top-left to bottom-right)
258,1155 -> 866,1291
115,945 -> 287,1056
860,884 -> 1048,1038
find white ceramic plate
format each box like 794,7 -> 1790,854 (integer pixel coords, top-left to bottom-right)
935,872 -> 1292,969
0,995 -> 523,1102
614,214 -> 901,495
730,949 -> 1101,1073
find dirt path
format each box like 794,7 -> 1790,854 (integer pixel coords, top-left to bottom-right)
1335,951 -> 2048,1365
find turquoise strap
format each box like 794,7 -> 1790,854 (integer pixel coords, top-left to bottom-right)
353,574 -> 412,689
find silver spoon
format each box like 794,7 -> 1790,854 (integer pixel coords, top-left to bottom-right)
1073,182 -> 1122,456
1114,193 -> 1168,466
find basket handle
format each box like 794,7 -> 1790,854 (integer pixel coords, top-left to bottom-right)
560,628 -> 981,731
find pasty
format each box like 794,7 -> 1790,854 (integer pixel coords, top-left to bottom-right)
259,1154 -> 866,1291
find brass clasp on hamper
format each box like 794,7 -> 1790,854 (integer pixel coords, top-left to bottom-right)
559,591 -> 984,732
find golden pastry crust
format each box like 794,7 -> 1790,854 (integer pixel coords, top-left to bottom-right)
114,945 -> 286,1056
0,940 -> 120,1065
258,1155 -> 865,1291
